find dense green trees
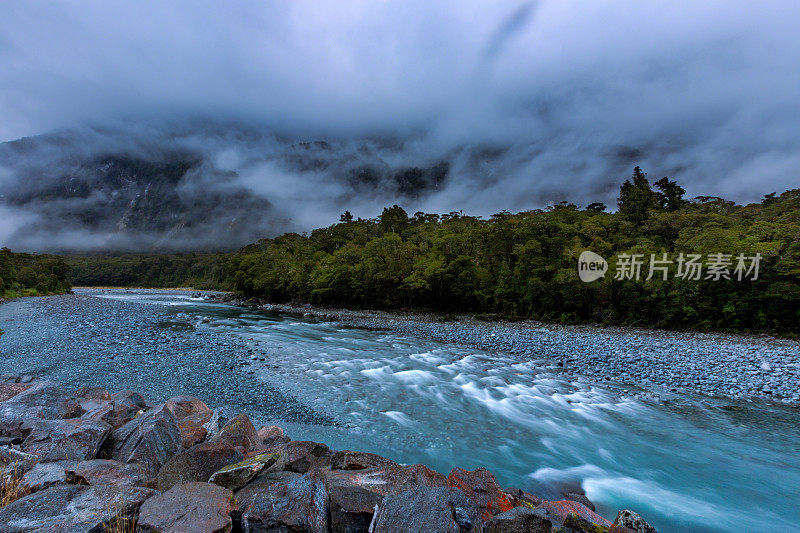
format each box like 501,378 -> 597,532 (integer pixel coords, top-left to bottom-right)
65,253 -> 230,289
0,248 -> 72,299
226,170 -> 800,335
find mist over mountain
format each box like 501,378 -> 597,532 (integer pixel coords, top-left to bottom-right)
1,1 -> 799,251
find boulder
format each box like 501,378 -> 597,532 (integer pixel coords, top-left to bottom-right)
0,448 -> 39,478
137,482 -> 236,533
504,487 -> 542,508
564,490 -> 596,511
447,467 -> 515,521
536,500 -> 613,529
75,386 -> 112,400
614,509 -> 658,533
257,424 -> 290,447
208,452 -> 280,491
157,441 -> 244,491
164,395 -> 214,449
19,417 -> 111,461
214,413 -> 259,452
0,483 -> 156,533
370,486 -> 479,533
203,406 -> 238,441
106,403 -> 181,478
0,382 -> 33,402
20,462 -> 77,492
234,470 -> 329,532
66,459 -> 147,487
101,390 -> 150,430
0,381 -> 83,438
484,506 -> 553,533
325,469 -> 386,533
330,449 -> 398,471
265,440 -> 332,473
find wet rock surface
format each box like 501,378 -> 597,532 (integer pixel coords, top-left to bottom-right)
0,376 -> 657,532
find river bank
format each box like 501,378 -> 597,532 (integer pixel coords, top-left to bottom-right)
213,294 -> 800,407
0,375 -> 656,532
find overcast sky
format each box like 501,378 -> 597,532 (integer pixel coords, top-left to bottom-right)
1,0 -> 799,235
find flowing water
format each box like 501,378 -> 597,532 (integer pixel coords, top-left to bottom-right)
1,289 -> 799,532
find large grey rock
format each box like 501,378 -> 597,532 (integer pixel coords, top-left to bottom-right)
0,381 -> 83,438
0,448 -> 39,478
484,506 -> 553,533
137,482 -> 236,533
106,403 -> 181,478
157,441 -> 243,491
203,406 -> 238,441
264,439 -> 332,473
370,486 -> 479,533
0,483 -> 156,532
235,470 -> 329,533
20,417 -> 111,461
208,452 -> 279,491
66,459 -> 148,487
20,462 -> 75,492
331,449 -> 398,471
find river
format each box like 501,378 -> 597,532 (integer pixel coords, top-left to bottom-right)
1,288 -> 798,532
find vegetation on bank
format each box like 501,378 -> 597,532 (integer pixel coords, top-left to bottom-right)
60,167 -> 800,335
227,168 -> 800,335
0,248 -> 71,300
66,253 -> 231,290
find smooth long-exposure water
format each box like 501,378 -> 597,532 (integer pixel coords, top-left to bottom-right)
1,289 -> 799,532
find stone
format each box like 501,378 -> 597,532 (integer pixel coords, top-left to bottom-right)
20,417 -> 111,461
203,406 -> 238,440
164,395 -> 214,449
137,482 -> 236,533
20,462 -> 76,492
0,382 -> 33,402
106,403 -> 182,478
504,487 -> 542,508
66,459 -> 148,487
0,381 -> 83,438
103,390 -> 150,429
331,449 -> 398,471
235,470 -> 329,532
564,490 -> 596,511
447,467 -> 515,521
266,439 -> 332,473
325,470 -> 386,533
536,500 -> 613,528
370,486 -> 478,533
257,424 -> 290,447
0,484 -> 156,533
614,509 -> 658,533
209,452 -> 279,491
157,441 -> 244,491
214,413 -> 259,452
0,448 -> 39,478
483,506 -> 553,533
75,386 -> 112,400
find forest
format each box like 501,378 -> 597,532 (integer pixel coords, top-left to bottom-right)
0,248 -> 71,300
41,167 -> 800,335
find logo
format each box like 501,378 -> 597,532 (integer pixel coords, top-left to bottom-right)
578,251 -> 608,282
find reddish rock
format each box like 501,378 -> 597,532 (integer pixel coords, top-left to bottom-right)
0,484 -> 156,533
484,506 -> 553,533
157,441 -> 244,491
505,487 -> 543,508
137,482 -> 236,533
0,382 -> 33,402
537,499 -> 613,528
66,459 -> 147,487
106,403 -> 181,478
105,390 -> 150,429
330,449 -> 398,471
235,470 -> 329,533
20,417 -> 111,461
164,395 -> 214,449
371,486 -> 478,533
214,413 -> 259,452
75,386 -> 112,400
0,381 -> 84,438
257,424 -> 290,446
447,467 -> 515,521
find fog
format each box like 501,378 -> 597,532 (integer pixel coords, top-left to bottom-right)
1,1 -> 798,250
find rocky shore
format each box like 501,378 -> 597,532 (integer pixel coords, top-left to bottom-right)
212,295 -> 800,407
0,375 -> 657,532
